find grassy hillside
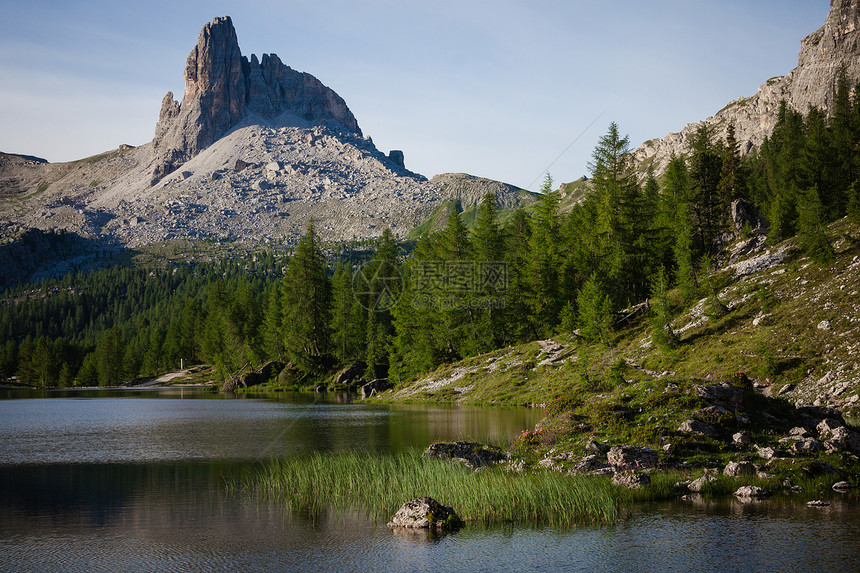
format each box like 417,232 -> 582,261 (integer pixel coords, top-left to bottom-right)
378,217 -> 860,490
388,216 -> 860,413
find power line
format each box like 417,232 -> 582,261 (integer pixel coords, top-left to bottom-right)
527,109 -> 607,192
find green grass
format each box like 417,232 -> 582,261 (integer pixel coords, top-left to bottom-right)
239,449 -> 620,526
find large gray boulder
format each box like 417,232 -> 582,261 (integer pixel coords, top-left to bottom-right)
694,383 -> 744,411
607,445 -> 659,470
688,473 -> 717,493
423,441 -> 509,469
612,471 -> 651,489
678,419 -> 718,437
734,485 -> 771,499
360,378 -> 393,398
387,497 -> 463,531
724,461 -> 756,477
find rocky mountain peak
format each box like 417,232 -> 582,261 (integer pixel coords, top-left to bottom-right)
151,16 -> 361,184
634,0 -> 860,173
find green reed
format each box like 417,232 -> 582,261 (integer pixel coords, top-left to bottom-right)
242,449 -> 620,526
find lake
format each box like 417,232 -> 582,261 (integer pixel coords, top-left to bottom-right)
1,388 -> 857,572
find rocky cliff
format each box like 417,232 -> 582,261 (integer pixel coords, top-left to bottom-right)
151,16 -> 361,184
0,17 -> 533,253
634,0 -> 860,173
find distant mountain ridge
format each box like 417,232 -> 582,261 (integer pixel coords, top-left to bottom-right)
634,0 -> 860,173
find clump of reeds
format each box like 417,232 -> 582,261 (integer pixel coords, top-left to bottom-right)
242,449 -> 620,526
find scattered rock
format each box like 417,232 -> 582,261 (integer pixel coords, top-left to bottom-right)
825,426 -> 860,454
790,438 -> 822,455
777,384 -> 795,396
423,441 -> 509,469
688,473 -> 718,493
585,439 -> 610,454
752,313 -> 772,327
832,481 -> 853,492
733,485 -> 771,498
678,420 -> 718,437
723,461 -> 756,477
607,445 -> 659,469
756,446 -> 780,460
817,417 -> 845,438
612,471 -> 651,489
789,427 -> 811,438
807,500 -> 830,506
571,454 -> 611,474
387,497 -> 463,531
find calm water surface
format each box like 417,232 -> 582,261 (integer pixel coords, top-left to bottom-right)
0,388 -> 857,572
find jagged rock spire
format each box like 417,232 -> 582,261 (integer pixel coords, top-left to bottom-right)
151,16 -> 361,184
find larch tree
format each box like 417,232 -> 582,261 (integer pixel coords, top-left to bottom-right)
281,220 -> 332,373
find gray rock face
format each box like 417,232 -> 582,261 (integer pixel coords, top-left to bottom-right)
151,16 -> 361,183
387,497 -> 463,531
634,0 -> 860,174
388,150 -> 405,169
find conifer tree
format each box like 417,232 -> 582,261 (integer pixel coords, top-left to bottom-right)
527,174 -> 563,337
330,261 -> 362,364
358,228 -> 400,377
471,193 -> 507,348
797,186 -> 835,263
503,208 -> 535,342
576,273 -> 613,344
588,123 -> 639,300
718,123 -> 745,205
689,125 -> 725,250
848,182 -> 860,221
650,266 -> 678,349
281,220 -> 332,372
263,282 -> 285,360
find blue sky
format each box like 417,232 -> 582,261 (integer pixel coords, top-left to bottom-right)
0,0 -> 830,190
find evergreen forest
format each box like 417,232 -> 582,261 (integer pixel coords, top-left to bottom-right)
3,82 -> 860,389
